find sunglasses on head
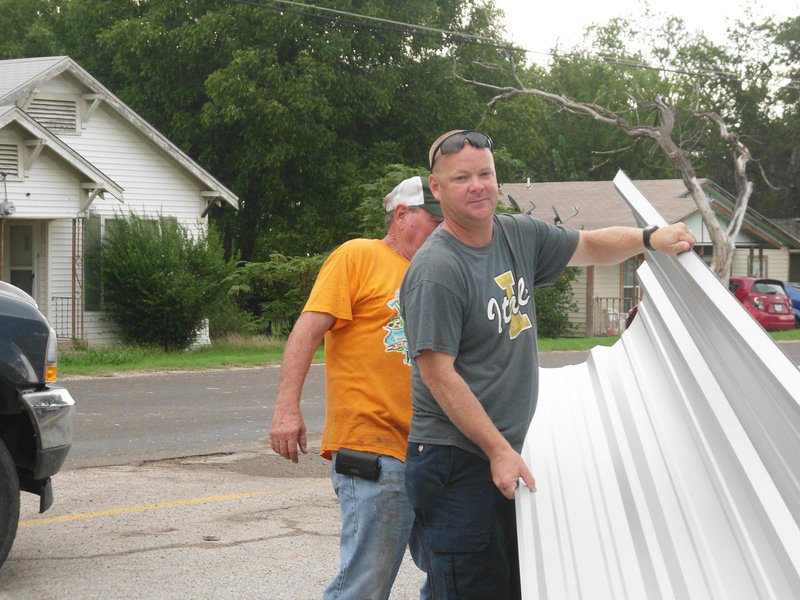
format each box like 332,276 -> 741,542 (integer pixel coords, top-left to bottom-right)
429,130 -> 493,167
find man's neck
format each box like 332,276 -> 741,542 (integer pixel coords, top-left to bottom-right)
382,232 -> 412,260
443,217 -> 494,248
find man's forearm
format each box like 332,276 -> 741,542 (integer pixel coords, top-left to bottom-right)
416,350 -> 537,496
422,367 -> 512,458
569,226 -> 643,266
569,223 -> 696,266
274,311 -> 334,408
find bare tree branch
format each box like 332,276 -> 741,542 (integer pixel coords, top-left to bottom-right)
456,59 -> 767,282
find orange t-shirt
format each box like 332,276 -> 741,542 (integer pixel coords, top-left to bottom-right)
304,239 -> 413,462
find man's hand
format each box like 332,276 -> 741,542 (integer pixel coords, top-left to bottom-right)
651,222 -> 696,255
489,447 -> 537,499
269,407 -> 307,463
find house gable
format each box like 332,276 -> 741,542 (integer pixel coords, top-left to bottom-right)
0,105 -> 123,215
0,56 -> 237,210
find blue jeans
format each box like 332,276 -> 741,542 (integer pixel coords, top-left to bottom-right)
325,452 -> 429,600
405,443 -> 520,600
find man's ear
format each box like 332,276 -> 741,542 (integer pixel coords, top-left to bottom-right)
393,203 -> 409,226
429,174 -> 441,201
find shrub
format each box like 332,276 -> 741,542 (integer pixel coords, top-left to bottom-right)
535,267 -> 579,338
101,214 -> 233,351
226,252 -> 329,336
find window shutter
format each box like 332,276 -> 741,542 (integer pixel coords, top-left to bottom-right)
0,144 -> 18,176
27,98 -> 78,133
84,215 -> 102,311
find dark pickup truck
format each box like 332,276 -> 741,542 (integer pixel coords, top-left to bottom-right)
0,281 -> 75,566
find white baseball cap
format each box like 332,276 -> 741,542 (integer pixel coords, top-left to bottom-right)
383,176 -> 442,216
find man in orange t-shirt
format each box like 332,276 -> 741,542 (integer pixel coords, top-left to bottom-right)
270,176 -> 442,600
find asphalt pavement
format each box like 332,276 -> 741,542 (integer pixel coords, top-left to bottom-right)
2,341 -> 798,599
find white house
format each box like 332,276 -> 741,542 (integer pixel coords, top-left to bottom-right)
0,56 -> 238,346
503,178 -> 800,336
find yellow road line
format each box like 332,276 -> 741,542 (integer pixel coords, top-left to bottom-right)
19,490 -> 276,528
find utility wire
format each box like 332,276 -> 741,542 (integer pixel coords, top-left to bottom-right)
225,0 -> 523,52
224,0 -> 800,90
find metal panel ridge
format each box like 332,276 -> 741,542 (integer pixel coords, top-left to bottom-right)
516,170 -> 800,599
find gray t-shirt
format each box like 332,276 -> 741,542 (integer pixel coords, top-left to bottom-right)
400,213 -> 580,456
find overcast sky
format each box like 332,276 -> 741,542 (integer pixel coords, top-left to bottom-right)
494,0 -> 799,62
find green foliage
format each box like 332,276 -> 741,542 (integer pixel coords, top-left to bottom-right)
354,164 -> 431,239
101,214 -> 233,351
225,253 -> 329,336
534,267 -> 579,338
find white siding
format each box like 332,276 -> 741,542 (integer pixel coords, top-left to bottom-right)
0,124 -> 85,217
593,264 -> 621,298
52,97 -> 208,346
61,102 -> 206,235
731,248 -> 790,281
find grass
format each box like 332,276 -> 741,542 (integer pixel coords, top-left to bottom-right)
60,334 -> 323,377
60,329 -> 800,378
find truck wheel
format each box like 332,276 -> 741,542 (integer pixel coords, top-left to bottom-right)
0,439 -> 19,567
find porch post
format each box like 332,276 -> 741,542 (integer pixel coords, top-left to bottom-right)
585,266 -> 595,337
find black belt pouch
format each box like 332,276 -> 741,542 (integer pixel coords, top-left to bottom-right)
335,448 -> 382,481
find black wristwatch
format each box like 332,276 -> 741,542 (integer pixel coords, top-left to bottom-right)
642,224 -> 659,251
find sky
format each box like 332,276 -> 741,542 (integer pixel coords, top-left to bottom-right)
494,0 -> 799,62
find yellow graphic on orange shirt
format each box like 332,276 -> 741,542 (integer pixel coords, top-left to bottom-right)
487,271 -> 532,339
383,290 -> 411,364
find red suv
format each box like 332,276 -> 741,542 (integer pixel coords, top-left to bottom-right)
728,277 -> 795,331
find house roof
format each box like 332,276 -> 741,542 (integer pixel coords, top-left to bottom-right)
0,104 -> 124,202
503,179 -> 698,230
502,178 -> 800,249
0,56 -> 237,209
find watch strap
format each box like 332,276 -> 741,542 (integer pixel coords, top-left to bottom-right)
643,225 -> 659,251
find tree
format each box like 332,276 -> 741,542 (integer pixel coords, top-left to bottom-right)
452,9 -> 789,283
88,0 -> 515,260
465,65 -> 756,282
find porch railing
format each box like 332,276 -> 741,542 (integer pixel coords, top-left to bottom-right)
593,296 -> 637,336
51,295 -> 83,340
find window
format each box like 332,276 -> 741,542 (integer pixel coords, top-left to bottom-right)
0,143 -> 19,177
622,256 -> 643,312
748,255 -> 768,278
752,281 -> 786,296
83,216 -> 176,311
83,215 -> 102,311
27,97 -> 79,133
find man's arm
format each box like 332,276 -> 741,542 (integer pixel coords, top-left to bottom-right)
568,223 -> 695,267
269,311 -> 336,463
415,350 -> 537,499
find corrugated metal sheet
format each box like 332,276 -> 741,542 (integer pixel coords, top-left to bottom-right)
516,171 -> 800,599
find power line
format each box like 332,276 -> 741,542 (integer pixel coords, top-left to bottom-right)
225,0 -> 523,52
224,0 -> 800,90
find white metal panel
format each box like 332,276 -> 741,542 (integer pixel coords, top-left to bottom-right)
517,171 -> 800,599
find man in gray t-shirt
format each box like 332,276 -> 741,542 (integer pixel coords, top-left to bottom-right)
399,129 -> 697,600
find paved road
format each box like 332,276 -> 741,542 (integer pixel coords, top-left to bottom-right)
60,348 -> 596,470
61,341 -> 800,470
3,341 -> 797,599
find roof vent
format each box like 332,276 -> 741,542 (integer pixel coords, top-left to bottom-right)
0,144 -> 18,177
27,97 -> 78,133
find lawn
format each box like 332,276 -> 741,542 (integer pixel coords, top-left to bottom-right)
59,329 -> 800,378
